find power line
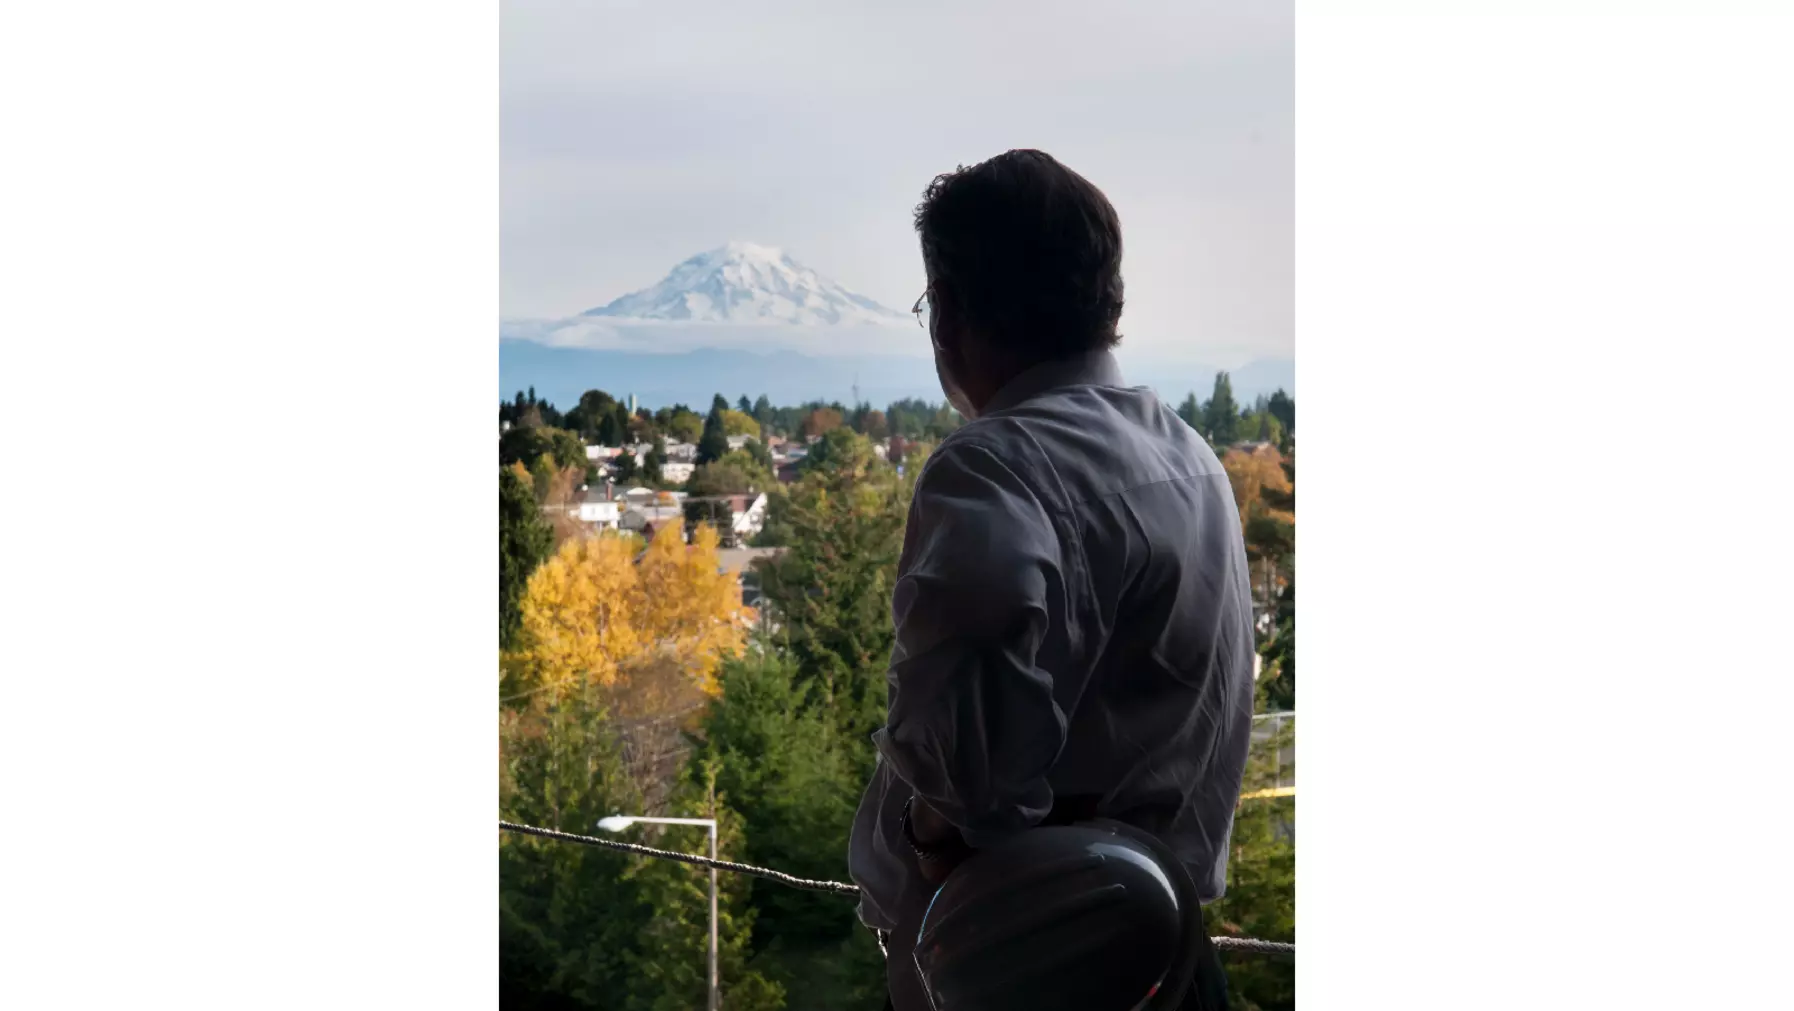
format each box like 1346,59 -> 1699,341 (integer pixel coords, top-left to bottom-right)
500,820 -> 859,896
498,820 -> 1294,957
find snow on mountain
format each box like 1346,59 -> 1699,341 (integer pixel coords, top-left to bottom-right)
581,242 -> 910,326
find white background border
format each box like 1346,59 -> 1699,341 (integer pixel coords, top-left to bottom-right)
5,3 -> 1790,1008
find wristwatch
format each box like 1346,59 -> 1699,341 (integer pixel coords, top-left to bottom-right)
901,795 -> 969,862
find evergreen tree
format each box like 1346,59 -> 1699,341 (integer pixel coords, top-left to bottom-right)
737,395 -> 754,414
643,437 -> 667,485
1259,579 -> 1295,712
1204,715 -> 1295,1011
612,449 -> 638,484
1202,372 -> 1241,446
697,395 -> 731,465
924,403 -> 962,440
569,389 -> 618,442
1266,389 -> 1295,435
755,430 -> 909,749
692,651 -> 878,1007
499,693 -> 645,1007
499,692 -> 783,1011
597,407 -> 624,447
1177,392 -> 1202,433
499,466 -> 553,651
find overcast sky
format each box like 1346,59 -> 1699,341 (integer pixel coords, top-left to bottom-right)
502,0 -> 1291,368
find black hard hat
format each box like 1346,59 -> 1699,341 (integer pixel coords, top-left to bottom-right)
909,820 -> 1207,1011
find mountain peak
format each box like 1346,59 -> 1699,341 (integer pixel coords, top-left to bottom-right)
717,240 -> 784,261
582,244 -> 907,326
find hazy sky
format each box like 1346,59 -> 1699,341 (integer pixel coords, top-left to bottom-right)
501,0 -> 1292,368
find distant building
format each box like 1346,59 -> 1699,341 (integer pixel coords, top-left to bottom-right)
726,434 -> 756,452
661,461 -> 696,484
686,492 -> 770,544
619,502 -> 687,542
733,493 -> 768,540
576,484 -> 621,530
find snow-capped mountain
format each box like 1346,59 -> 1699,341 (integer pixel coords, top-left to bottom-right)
581,242 -> 909,326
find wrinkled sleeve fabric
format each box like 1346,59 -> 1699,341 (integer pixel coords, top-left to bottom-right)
871,439 -> 1068,850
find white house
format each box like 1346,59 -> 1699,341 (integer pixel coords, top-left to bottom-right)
622,486 -> 658,507
577,486 -> 621,530
726,434 -> 757,452
662,461 -> 696,484
683,492 -> 771,545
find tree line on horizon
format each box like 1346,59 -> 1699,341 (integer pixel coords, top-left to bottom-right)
498,370 -> 1291,483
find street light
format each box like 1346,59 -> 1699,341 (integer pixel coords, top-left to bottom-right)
597,814 -> 720,1011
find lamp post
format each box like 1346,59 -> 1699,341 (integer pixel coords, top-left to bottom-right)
596,814 -> 720,1011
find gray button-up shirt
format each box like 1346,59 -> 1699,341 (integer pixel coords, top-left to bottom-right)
847,350 -> 1256,931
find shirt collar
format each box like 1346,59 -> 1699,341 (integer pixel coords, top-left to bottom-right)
981,349 -> 1127,415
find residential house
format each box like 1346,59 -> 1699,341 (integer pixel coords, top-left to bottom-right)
576,483 -> 621,530
732,492 -> 769,541
618,490 -> 689,542
684,492 -> 770,545
617,442 -> 697,484
772,443 -> 808,484
619,502 -> 687,542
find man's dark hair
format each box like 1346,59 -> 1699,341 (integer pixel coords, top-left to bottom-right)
914,149 -> 1125,359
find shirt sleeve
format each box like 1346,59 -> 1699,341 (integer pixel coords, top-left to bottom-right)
871,439 -> 1068,850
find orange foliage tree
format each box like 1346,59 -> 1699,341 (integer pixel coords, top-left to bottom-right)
1221,443 -> 1293,526
503,523 -> 755,703
800,407 -> 843,439
1222,444 -> 1295,641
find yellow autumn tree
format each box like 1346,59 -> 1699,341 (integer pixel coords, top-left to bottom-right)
1221,443 -> 1294,526
720,408 -> 762,439
510,533 -> 645,695
504,523 -> 752,703
637,523 -> 755,695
